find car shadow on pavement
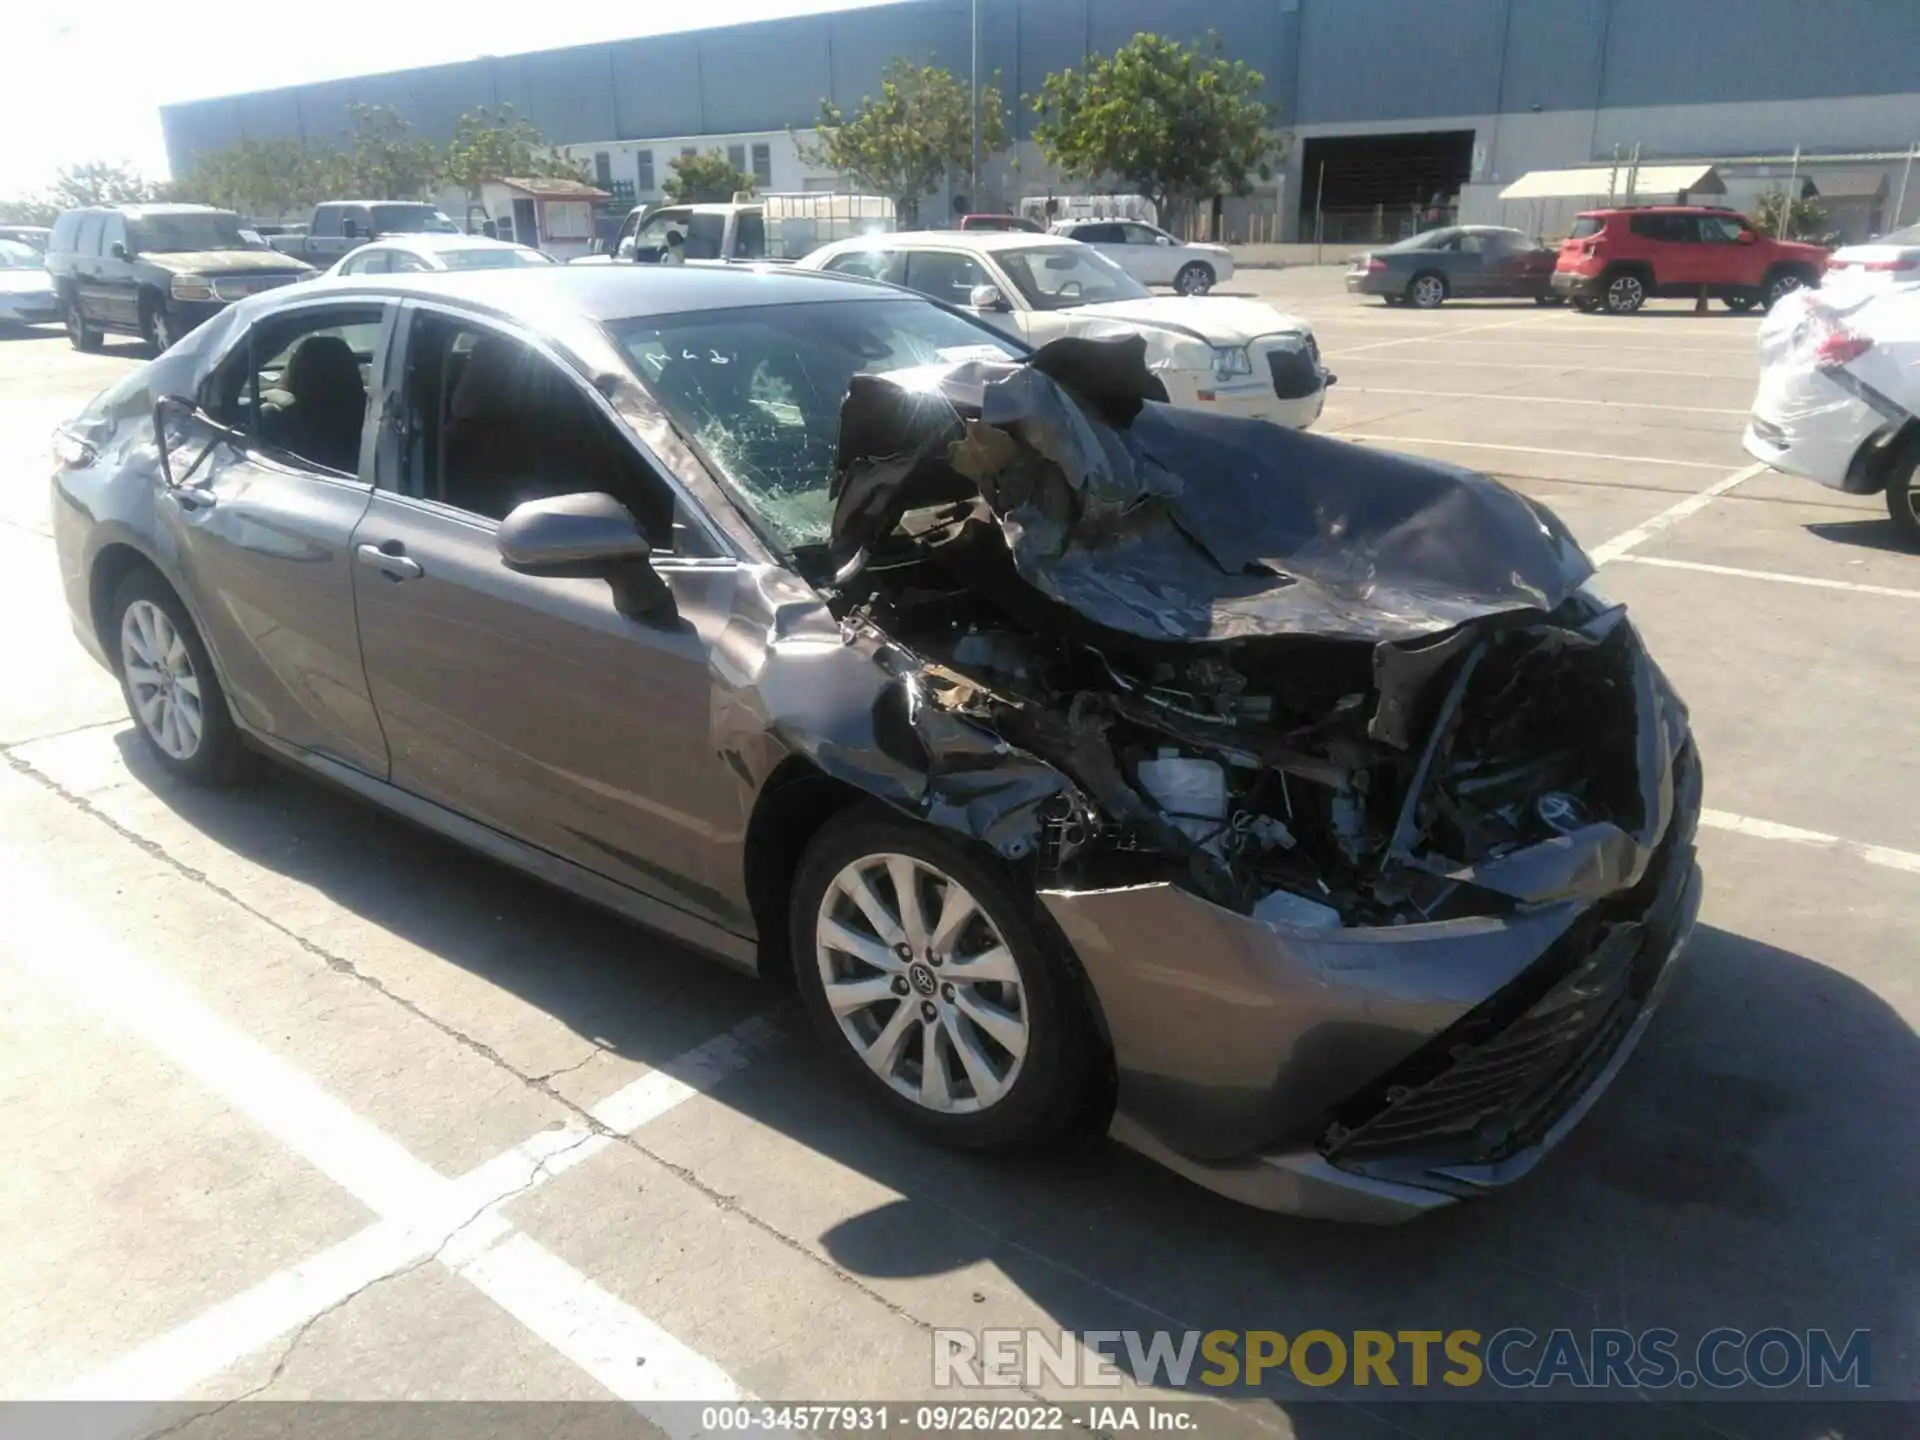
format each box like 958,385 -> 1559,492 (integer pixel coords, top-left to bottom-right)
113,739 -> 1916,1438
1804,517 -> 1915,555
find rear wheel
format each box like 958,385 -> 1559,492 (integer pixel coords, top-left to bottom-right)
111,569 -> 244,784
790,810 -> 1100,1151
1406,272 -> 1447,309
64,297 -> 102,352
1174,262 -> 1215,296
1603,270 -> 1647,313
1887,456 -> 1920,549
1721,291 -> 1760,313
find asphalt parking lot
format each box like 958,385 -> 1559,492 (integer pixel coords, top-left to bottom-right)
2,269 -> 1915,1440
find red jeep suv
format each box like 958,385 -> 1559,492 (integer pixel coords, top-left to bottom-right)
1551,206 -> 1827,314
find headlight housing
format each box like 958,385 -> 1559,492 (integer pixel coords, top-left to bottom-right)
1211,345 -> 1253,382
169,274 -> 216,302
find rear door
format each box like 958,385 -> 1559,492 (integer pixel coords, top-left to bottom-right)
347,302 -> 748,928
1439,232 -> 1490,295
1694,213 -> 1761,287
162,298 -> 395,774
72,214 -> 111,324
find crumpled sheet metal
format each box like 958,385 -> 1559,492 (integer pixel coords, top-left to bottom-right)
831,334 -> 1592,647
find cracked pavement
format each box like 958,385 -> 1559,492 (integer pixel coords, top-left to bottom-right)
2,279 -> 1914,1439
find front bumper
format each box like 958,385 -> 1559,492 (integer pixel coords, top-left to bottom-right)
1551,269 -> 1602,300
1203,383 -> 1327,430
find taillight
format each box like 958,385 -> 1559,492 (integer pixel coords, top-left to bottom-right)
1815,331 -> 1873,365
1862,257 -> 1920,273
1366,257 -> 1386,273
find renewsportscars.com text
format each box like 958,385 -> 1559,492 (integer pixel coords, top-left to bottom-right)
932,1327 -> 1872,1392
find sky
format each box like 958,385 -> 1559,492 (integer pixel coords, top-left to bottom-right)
3,0 -> 902,197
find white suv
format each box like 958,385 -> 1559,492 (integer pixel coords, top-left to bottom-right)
1049,219 -> 1234,295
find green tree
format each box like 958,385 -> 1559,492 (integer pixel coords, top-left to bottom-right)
51,161 -> 160,209
1032,33 -> 1274,227
444,104 -> 589,211
663,150 -> 757,204
798,60 -> 1005,223
1753,186 -> 1834,244
172,138 -> 341,217
337,103 -> 443,200
0,196 -> 60,226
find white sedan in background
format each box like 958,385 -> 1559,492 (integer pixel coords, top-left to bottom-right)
1819,222 -> 1920,298
327,233 -> 556,276
1048,218 -> 1235,295
1743,285 -> 1920,547
0,238 -> 58,328
796,232 -> 1329,429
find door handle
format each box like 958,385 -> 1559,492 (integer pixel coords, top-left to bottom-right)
355,542 -> 423,581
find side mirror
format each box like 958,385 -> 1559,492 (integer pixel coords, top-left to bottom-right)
1737,229 -> 1757,245
1154,234 -> 1173,246
110,242 -> 129,260
968,283 -> 1010,312
497,492 -> 675,620
341,219 -> 360,239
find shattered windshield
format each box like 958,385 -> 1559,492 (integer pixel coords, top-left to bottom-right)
608,298 -> 1023,547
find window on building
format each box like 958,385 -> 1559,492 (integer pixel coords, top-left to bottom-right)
681,147 -> 698,159
751,143 -> 772,188
728,144 -> 747,173
543,201 -> 593,241
594,152 -> 612,188
636,150 -> 655,194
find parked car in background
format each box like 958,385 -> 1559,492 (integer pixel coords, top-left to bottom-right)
1048,219 -> 1234,295
957,214 -> 1043,233
1552,206 -> 1827,314
583,194 -> 895,266
46,204 -> 314,353
49,263 -> 1700,1221
0,225 -> 52,254
1819,221 -> 1920,299
1744,286 -> 1920,547
1346,226 -> 1559,308
0,237 -> 59,328
267,201 -> 459,266
328,234 -> 556,275
796,231 -> 1330,429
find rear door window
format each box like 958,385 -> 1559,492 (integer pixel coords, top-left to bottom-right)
1568,217 -> 1604,240
204,305 -> 388,475
823,249 -> 904,283
903,250 -> 991,307
75,214 -> 105,258
1629,214 -> 1688,243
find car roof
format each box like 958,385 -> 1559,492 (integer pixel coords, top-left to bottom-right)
64,203 -> 236,218
815,229 -> 1075,254
359,234 -> 532,253
296,262 -> 903,321
1577,205 -> 1741,216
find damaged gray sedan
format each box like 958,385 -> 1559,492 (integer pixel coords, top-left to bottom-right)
51,265 -> 1701,1222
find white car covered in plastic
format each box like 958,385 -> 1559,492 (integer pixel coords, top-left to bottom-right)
796,231 -> 1330,430
1743,286 -> 1920,546
1818,222 -> 1920,299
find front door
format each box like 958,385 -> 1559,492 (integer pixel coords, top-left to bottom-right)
1120,223 -> 1181,286
162,299 -> 395,774
96,214 -> 141,329
1693,213 -> 1762,287
349,304 -> 749,929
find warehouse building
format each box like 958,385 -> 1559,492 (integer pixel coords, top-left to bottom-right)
160,0 -> 1920,244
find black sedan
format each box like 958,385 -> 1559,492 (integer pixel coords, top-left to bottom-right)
50,263 -> 1700,1221
1347,225 -> 1560,308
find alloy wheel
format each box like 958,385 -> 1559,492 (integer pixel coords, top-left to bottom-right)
1410,275 -> 1446,308
1175,263 -> 1214,296
1606,274 -> 1645,312
1767,273 -> 1804,307
814,852 -> 1030,1115
120,599 -> 203,760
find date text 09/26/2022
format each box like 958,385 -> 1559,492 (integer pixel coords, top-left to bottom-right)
699,1406 -> 1191,1432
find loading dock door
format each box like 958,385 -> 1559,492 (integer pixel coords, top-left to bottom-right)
1300,131 -> 1476,244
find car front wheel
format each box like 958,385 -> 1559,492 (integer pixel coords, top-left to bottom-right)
791,810 -> 1100,1150
113,569 -> 244,783
1887,456 -> 1920,549
142,302 -> 179,355
64,299 -> 102,352
1174,262 -> 1215,296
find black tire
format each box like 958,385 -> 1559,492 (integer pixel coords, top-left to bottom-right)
1602,269 -> 1648,313
1379,295 -> 1402,307
64,296 -> 102,352
1173,261 -> 1215,296
141,298 -> 180,356
1721,291 -> 1760,313
1406,271 -> 1447,309
1763,268 -> 1811,310
790,808 -> 1101,1152
1534,294 -> 1567,306
1572,295 -> 1604,314
1887,456 -> 1920,550
109,567 -> 245,784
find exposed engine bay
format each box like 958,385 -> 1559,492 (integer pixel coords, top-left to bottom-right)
806,335 -> 1674,928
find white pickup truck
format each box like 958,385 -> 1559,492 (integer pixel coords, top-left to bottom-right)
573,193 -> 894,266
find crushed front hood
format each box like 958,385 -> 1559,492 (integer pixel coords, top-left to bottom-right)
829,334 -> 1591,648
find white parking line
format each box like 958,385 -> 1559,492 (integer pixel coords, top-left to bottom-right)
1613,554 -> 1920,600
1330,316 -> 1550,356
1700,809 -> 1920,877
6,864 -> 767,1420
1587,463 -> 1768,564
1337,387 -> 1747,417
1324,355 -> 1751,379
1335,434 -> 1736,470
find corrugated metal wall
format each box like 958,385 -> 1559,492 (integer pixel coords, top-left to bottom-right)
161,0 -> 1920,174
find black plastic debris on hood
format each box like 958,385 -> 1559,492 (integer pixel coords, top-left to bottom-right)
829,333 -> 1592,647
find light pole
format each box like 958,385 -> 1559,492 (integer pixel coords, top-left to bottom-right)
969,0 -> 980,205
